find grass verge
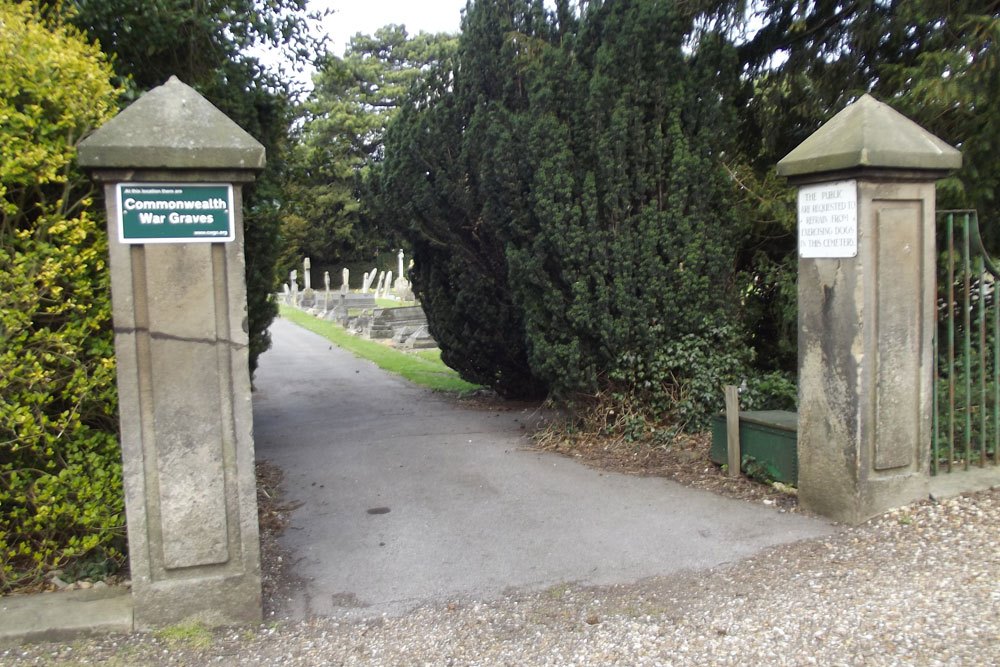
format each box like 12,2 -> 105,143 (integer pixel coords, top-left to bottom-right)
279,305 -> 481,394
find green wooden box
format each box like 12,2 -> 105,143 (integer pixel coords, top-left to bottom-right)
710,410 -> 798,485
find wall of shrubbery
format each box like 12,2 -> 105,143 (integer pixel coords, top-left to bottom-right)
1,0 -> 311,592
0,1 -> 125,592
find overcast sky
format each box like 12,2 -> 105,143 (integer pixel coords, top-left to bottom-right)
316,0 -> 468,55
257,0 -> 467,91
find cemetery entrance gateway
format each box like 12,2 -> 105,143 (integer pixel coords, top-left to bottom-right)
934,210 -> 1000,474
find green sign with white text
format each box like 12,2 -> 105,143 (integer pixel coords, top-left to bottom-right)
117,183 -> 234,243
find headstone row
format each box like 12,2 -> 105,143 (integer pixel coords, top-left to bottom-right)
280,251 -> 414,306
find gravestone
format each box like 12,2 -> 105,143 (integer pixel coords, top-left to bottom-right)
78,76 -> 263,627
324,305 -> 348,325
300,257 -> 315,307
382,271 -> 393,299
403,325 -> 437,350
362,267 -> 378,293
367,305 -> 428,340
777,94 -> 961,524
323,271 -> 331,311
394,250 -> 411,297
337,293 -> 377,309
391,325 -> 421,345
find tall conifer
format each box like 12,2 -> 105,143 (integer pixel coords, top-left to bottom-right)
505,0 -> 747,424
375,0 -> 550,397
379,0 -> 748,423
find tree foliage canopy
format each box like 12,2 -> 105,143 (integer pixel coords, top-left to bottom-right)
66,0 -> 325,372
729,0 -> 1000,371
279,27 -> 458,276
368,0 -> 1000,422
374,1 -> 552,399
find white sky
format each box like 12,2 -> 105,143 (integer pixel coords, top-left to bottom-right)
274,1 -> 761,90
258,0 -> 467,92
315,0 -> 468,56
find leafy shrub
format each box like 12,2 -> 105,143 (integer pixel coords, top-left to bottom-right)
610,323 -> 754,432
503,3 -> 748,431
740,371 -> 798,412
741,455 -> 781,485
0,1 -> 125,591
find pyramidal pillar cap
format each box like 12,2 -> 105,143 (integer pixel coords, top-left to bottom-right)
777,94 -> 960,181
78,76 -> 265,171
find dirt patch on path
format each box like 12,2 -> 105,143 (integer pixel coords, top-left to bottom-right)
448,390 -> 799,512
535,430 -> 800,512
256,461 -> 306,617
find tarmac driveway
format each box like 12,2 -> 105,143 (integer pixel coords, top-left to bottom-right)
252,316 -> 833,619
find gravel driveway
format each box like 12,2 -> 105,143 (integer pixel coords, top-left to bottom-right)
4,488 -> 998,666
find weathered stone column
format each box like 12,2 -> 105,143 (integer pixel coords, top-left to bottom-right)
78,77 -> 264,627
777,95 -> 961,524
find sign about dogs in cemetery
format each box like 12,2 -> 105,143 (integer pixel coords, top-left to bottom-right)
117,183 -> 235,243
798,180 -> 857,258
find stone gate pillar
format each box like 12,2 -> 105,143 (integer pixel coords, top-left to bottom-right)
777,95 -> 961,524
78,77 -> 264,627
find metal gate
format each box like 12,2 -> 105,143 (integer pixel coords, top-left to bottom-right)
934,210 -> 1000,474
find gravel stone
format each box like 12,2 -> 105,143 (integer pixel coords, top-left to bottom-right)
3,488 -> 998,666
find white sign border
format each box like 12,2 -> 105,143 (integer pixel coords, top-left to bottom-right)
797,179 -> 858,259
116,182 -> 236,245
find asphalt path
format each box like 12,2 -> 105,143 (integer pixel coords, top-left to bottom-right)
252,316 -> 833,619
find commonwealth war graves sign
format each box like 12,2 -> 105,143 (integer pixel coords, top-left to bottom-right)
116,183 -> 235,243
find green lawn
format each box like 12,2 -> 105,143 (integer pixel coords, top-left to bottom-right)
279,304 -> 481,394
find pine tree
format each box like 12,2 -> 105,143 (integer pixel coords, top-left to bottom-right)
280,28 -> 459,274
375,0 -> 550,398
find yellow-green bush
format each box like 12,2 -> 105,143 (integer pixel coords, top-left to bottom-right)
1,1 -> 125,591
